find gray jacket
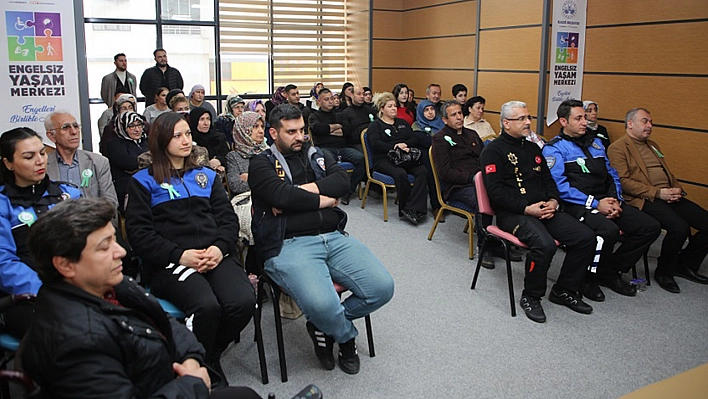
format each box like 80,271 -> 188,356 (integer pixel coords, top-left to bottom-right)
46,149 -> 119,207
100,70 -> 138,107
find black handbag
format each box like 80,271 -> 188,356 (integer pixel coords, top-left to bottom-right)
387,147 -> 421,168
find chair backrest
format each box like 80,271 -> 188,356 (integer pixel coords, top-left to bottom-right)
360,128 -> 374,179
427,147 -> 447,207
473,171 -> 495,216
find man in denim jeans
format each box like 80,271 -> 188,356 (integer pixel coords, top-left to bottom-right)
249,104 -> 394,375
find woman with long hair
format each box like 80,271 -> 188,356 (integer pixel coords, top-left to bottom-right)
338,82 -> 354,111
143,86 -> 170,124
125,113 -> 255,383
0,127 -> 81,337
367,92 -> 428,225
392,83 -> 416,126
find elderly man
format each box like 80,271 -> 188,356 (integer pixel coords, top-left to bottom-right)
21,198 -> 261,398
100,53 -> 137,107
425,83 -> 442,115
607,108 -> 708,293
249,104 -> 394,374
308,88 -> 365,205
480,101 -> 595,323
543,100 -> 660,301
45,111 -> 118,207
140,48 -> 184,107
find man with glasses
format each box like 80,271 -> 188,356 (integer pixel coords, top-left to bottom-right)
45,111 -> 118,207
480,101 -> 595,323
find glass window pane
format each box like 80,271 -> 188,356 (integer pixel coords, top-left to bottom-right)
220,53 -> 269,96
161,0 -> 214,22
83,0 -> 156,20
162,25 -> 215,95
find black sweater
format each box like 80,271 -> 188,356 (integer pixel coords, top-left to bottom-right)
308,108 -> 351,149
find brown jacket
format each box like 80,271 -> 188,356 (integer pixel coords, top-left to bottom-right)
607,133 -> 681,209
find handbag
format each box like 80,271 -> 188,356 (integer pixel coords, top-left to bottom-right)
387,147 -> 421,168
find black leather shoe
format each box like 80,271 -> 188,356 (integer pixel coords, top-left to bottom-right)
582,279 -> 605,302
519,296 -> 546,323
674,268 -> 708,285
488,246 -> 522,262
549,288 -> 593,314
655,273 -> 681,293
400,209 -> 419,225
340,193 -> 350,205
598,273 -> 637,297
480,252 -> 495,270
306,321 -> 335,370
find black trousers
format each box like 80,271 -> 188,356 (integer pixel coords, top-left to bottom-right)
373,160 -> 428,213
641,198 -> 708,275
565,203 -> 661,275
497,211 -> 595,298
447,185 -> 493,248
152,256 -> 256,361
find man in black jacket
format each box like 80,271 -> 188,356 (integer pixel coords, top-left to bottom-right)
480,100 -> 595,323
140,48 -> 184,106
308,88 -> 365,204
249,104 -> 394,375
22,198 -> 261,398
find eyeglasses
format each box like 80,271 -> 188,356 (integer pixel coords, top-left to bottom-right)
505,115 -> 533,122
127,122 -> 144,129
50,122 -> 81,132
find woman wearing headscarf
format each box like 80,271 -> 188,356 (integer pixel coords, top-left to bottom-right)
188,84 -> 217,120
100,93 -> 137,156
214,94 -> 245,146
412,99 -> 445,136
583,100 -> 611,150
410,99 -> 444,216
307,82 -> 324,110
189,107 -> 230,175
265,86 -> 286,119
105,111 -> 149,211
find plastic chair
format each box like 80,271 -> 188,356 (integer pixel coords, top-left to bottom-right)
427,147 -> 476,259
359,129 -> 415,221
254,273 -> 375,384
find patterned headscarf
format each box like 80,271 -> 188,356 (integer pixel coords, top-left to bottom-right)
583,100 -> 599,130
246,99 -> 263,112
310,82 -> 323,99
115,111 -> 147,144
222,94 -> 245,120
271,86 -> 286,106
113,94 -> 137,114
232,111 -> 268,158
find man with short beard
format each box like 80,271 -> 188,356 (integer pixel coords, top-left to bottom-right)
100,53 -> 137,107
140,48 -> 184,107
341,85 -> 376,150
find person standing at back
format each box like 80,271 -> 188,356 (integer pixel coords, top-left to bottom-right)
140,49 -> 184,107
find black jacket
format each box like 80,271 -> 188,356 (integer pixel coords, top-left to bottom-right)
308,108 -> 351,149
367,118 -> 419,166
139,64 -> 184,106
21,278 -> 208,399
104,137 -> 149,210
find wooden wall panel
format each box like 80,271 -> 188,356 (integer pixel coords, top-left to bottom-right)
374,37 -> 475,68
479,0 -> 543,29
373,69 -> 474,97
374,0 -> 402,11
476,71 -> 539,119
373,11 -> 403,38
587,0 -> 708,26
682,184 -> 708,212
582,75 -> 708,130
403,0 -> 467,10
478,27 -> 542,71
585,22 -> 708,75
404,2 -> 477,38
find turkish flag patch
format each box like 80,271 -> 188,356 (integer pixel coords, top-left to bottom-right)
485,164 -> 497,174
535,156 -> 542,165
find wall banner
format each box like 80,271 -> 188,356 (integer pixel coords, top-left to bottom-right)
546,0 -> 587,126
0,0 -> 80,144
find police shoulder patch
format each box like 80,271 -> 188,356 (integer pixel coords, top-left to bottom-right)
545,156 -> 556,169
316,157 -> 326,171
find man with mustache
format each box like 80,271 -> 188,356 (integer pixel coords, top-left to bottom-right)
543,100 -> 660,301
608,108 -> 708,293
249,104 -> 394,374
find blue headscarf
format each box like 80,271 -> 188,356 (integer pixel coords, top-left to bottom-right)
416,100 -> 444,134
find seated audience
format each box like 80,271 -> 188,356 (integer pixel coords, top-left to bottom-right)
308,88 -> 365,205
583,100 -> 611,150
249,104 -> 394,375
247,100 -> 271,145
22,197 -> 262,398
363,87 -> 373,106
165,89 -> 185,109
367,92 -> 428,225
341,85 -> 376,150
98,87 -> 130,136
143,86 -> 171,124
105,111 -> 149,211
307,81 -> 324,110
464,96 -> 498,143
408,88 -> 417,108
284,84 -> 311,130
125,112 -> 255,383
100,93 -> 137,155
170,95 -> 191,116
412,100 -> 444,135
338,82 -> 354,112
543,100 -> 660,300
393,83 -> 415,126
480,100 -> 595,323
189,107 -> 229,175
189,84 -> 217,120
452,84 -> 467,107
607,107 -> 708,293
332,93 -> 341,110
265,86 -> 286,118
0,128 -> 81,337
216,95 -> 246,146
425,84 -> 442,115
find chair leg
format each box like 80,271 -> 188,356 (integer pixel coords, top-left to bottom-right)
361,181 -> 370,209
381,185 -> 389,222
643,251 -> 651,286
269,284 -> 288,383
365,315 -> 375,357
500,240 -> 516,317
471,237 -> 489,289
467,216 -> 474,260
427,208 -> 443,241
254,280 -> 269,384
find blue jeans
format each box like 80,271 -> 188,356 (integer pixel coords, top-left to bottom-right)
264,231 -> 394,343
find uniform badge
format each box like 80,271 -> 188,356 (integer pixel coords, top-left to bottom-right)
60,192 -> 71,201
316,157 -> 326,171
535,156 -> 542,165
545,156 -> 556,169
592,142 -> 601,150
507,153 -> 518,165
195,172 -> 208,189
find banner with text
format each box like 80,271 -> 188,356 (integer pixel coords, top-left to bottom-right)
0,0 -> 80,144
546,0 -> 587,126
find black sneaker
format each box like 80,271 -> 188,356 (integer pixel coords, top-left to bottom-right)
340,193 -> 351,205
338,338 -> 360,374
306,321 -> 335,370
549,288 -> 593,314
519,296 -> 546,323
400,209 -> 419,225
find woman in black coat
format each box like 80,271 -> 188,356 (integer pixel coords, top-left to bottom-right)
104,111 -> 149,211
190,107 -> 230,175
